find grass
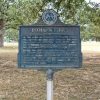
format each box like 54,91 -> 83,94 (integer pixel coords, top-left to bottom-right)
0,44 -> 100,100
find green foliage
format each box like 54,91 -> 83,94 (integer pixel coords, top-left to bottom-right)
0,0 -> 6,19
0,0 -> 100,41
4,28 -> 18,41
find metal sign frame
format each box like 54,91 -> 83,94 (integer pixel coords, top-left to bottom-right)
18,25 -> 82,70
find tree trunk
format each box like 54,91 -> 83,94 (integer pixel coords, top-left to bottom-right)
0,34 -> 3,47
0,19 -> 4,47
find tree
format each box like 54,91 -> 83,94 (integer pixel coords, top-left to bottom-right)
81,2 -> 100,41
0,0 -> 5,47
1,0 -> 100,42
0,0 -> 12,46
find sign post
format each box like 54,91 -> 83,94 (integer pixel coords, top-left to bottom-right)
18,9 -> 82,100
47,69 -> 54,100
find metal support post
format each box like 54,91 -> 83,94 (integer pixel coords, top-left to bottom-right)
46,69 -> 54,100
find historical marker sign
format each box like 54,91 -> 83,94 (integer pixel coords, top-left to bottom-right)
18,9 -> 82,70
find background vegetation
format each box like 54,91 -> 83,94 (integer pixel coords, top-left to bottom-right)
0,0 -> 100,41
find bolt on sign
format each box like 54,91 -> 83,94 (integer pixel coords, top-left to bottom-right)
18,9 -> 82,70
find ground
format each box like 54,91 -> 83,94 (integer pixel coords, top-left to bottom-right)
0,42 -> 100,100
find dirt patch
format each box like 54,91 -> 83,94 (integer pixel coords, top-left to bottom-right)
0,47 -> 100,100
